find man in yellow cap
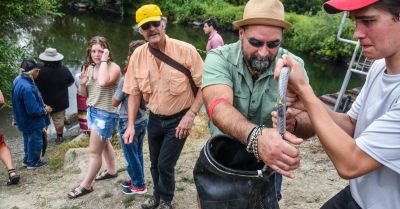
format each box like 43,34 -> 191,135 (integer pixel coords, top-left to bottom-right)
196,0 -> 308,208
123,4 -> 203,209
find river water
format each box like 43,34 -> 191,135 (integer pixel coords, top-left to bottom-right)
1,9 -> 364,144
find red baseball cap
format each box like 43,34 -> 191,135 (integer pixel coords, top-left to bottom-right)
323,0 -> 379,14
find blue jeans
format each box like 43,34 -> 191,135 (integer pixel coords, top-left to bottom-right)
23,128 -> 43,166
87,106 -> 118,140
148,111 -> 187,202
119,117 -> 148,188
320,185 -> 361,209
275,173 -> 282,201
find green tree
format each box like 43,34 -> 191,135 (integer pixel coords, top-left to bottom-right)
0,0 -> 61,102
0,0 -> 61,26
282,0 -> 324,15
284,11 -> 355,61
0,39 -> 29,106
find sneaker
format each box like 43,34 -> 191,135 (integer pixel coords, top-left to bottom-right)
159,200 -> 173,209
27,161 -> 47,169
120,179 -> 131,188
122,185 -> 147,195
22,162 -> 27,168
141,196 -> 159,209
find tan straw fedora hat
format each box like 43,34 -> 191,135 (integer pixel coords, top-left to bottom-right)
233,0 -> 292,29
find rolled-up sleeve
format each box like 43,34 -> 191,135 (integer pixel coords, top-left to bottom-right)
123,51 -> 141,96
188,46 -> 204,87
202,50 -> 233,89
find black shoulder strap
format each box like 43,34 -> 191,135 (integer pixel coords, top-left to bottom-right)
148,45 -> 198,96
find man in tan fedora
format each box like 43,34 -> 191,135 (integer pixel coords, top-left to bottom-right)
35,48 -> 74,144
196,0 -> 308,208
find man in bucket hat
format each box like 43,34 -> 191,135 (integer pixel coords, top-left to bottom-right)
12,58 -> 52,169
35,48 -> 74,144
123,3 -> 203,209
198,0 -> 307,208
272,0 -> 400,208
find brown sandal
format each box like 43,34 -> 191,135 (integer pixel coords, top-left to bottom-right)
67,186 -> 93,199
95,169 -> 118,181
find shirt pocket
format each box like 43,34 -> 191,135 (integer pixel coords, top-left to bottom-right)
135,69 -> 152,94
169,70 -> 188,95
233,88 -> 250,116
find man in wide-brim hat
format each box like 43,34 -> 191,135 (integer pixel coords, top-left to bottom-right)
35,48 -> 74,144
197,0 -> 309,208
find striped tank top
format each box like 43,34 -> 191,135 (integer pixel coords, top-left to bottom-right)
86,65 -> 118,114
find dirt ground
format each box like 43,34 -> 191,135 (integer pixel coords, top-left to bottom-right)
0,111 -> 346,209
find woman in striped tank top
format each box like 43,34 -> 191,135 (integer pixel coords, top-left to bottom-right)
68,36 -> 121,199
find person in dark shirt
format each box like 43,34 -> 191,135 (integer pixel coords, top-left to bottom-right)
35,48 -> 74,143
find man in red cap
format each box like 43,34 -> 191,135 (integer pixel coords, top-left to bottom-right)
273,0 -> 400,208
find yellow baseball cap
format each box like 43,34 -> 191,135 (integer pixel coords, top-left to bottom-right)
135,4 -> 163,27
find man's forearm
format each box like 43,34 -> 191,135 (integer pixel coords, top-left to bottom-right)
203,84 -> 255,145
212,103 -> 255,145
325,106 -> 356,136
127,94 -> 140,127
299,85 -> 367,176
189,89 -> 203,114
293,100 -> 355,139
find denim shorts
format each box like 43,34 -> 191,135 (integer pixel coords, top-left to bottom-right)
87,106 -> 118,140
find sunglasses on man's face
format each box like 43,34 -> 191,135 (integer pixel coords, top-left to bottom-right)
141,21 -> 161,30
247,37 -> 281,49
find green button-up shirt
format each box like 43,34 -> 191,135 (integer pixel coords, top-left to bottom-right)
202,41 -> 306,136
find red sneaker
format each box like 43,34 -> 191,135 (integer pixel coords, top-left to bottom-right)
122,185 -> 147,195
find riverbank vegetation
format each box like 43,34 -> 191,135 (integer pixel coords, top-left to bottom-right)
157,0 -> 355,61
0,0 -> 61,102
0,0 -> 355,100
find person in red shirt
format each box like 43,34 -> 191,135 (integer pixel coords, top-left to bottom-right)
0,89 -> 20,185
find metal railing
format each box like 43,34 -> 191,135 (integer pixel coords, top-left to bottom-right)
333,12 -> 373,111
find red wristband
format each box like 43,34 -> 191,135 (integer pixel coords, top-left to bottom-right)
208,98 -> 231,121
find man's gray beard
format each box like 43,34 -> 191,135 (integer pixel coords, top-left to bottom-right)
249,55 -> 275,74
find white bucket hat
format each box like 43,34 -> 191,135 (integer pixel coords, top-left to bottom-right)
39,48 -> 64,61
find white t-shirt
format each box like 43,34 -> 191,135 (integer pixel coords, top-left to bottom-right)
347,59 -> 400,209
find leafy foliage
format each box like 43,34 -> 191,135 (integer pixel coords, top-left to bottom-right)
0,39 -> 29,106
160,0 -> 243,29
282,0 -> 324,15
224,0 -> 247,5
0,1 -> 61,104
0,0 -> 61,26
284,12 -> 355,61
